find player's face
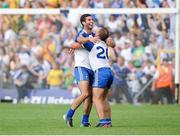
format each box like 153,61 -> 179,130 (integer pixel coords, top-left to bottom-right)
84,16 -> 94,30
95,29 -> 100,37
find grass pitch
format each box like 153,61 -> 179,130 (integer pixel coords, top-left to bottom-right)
0,104 -> 180,135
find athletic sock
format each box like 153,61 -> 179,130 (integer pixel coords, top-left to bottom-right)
66,108 -> 75,118
82,114 -> 89,124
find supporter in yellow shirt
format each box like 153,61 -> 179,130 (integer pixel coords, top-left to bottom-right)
47,0 -> 60,8
47,63 -> 64,90
9,0 -> 19,8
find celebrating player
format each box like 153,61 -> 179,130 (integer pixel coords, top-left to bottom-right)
83,27 -> 114,127
71,27 -> 114,127
64,14 -> 115,127
64,14 -> 96,127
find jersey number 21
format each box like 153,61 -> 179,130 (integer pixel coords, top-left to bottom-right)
96,46 -> 108,59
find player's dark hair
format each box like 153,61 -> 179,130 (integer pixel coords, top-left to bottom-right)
80,14 -> 92,27
99,27 -> 109,42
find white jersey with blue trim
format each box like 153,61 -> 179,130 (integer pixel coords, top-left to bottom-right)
84,41 -> 110,71
74,29 -> 95,69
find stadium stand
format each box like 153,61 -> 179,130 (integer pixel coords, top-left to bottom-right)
0,0 -> 177,104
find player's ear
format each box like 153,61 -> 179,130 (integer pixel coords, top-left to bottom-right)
82,21 -> 86,26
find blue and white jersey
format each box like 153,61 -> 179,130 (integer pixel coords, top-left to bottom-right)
83,40 -> 110,71
74,29 -> 95,69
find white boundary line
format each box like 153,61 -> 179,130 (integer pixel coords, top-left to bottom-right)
0,8 -> 179,14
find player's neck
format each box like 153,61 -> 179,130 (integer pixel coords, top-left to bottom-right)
83,28 -> 92,34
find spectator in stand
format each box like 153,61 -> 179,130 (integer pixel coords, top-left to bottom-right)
60,21 -> 76,44
127,60 -> 136,73
48,23 -> 61,53
47,0 -> 61,8
42,36 -> 57,68
107,15 -> 121,33
0,46 -> 7,88
16,40 -> 31,66
132,39 -> 145,68
47,63 -> 64,90
0,9 -> 176,104
63,32 -> 74,48
141,59 -> 156,102
25,15 -> 36,35
136,0 -> 148,8
120,39 -> 133,66
113,31 -> 122,52
164,39 -> 175,60
90,0 -> 104,8
28,48 -> 51,88
122,0 -> 135,8
160,0 -> 170,8
29,37 -> 40,56
112,0 -> 123,8
4,25 -> 17,44
142,46 -> 155,63
0,0 -> 9,8
58,47 -> 74,90
147,33 -> 159,58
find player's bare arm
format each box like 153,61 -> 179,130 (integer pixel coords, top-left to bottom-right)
70,36 -> 100,50
68,42 -> 82,54
77,36 -> 99,44
70,42 -> 82,49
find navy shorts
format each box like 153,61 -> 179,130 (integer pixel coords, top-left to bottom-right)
74,67 -> 94,86
93,67 -> 114,89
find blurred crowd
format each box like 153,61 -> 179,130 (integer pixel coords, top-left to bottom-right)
0,2 -> 176,103
0,0 -> 176,8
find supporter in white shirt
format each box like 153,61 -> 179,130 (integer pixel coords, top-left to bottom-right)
107,15 -> 120,33
93,0 -> 104,8
4,27 -> 17,43
120,39 -> 133,66
142,60 -> 156,77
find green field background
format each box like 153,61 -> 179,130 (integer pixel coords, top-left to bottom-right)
0,104 -> 180,135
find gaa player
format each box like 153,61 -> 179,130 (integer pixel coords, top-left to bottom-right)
72,27 -> 114,127
64,14 -> 96,127
64,14 -> 114,127
86,27 -> 113,127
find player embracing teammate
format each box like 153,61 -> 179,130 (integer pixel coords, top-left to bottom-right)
64,14 -> 115,128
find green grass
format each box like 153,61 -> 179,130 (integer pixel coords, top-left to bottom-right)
0,104 -> 180,135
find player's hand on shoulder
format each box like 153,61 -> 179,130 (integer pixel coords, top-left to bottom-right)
88,37 -> 99,43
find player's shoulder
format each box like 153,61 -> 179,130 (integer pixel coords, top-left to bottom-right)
96,41 -> 107,47
77,29 -> 88,38
92,31 -> 95,36
77,29 -> 84,36
80,29 -> 95,37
